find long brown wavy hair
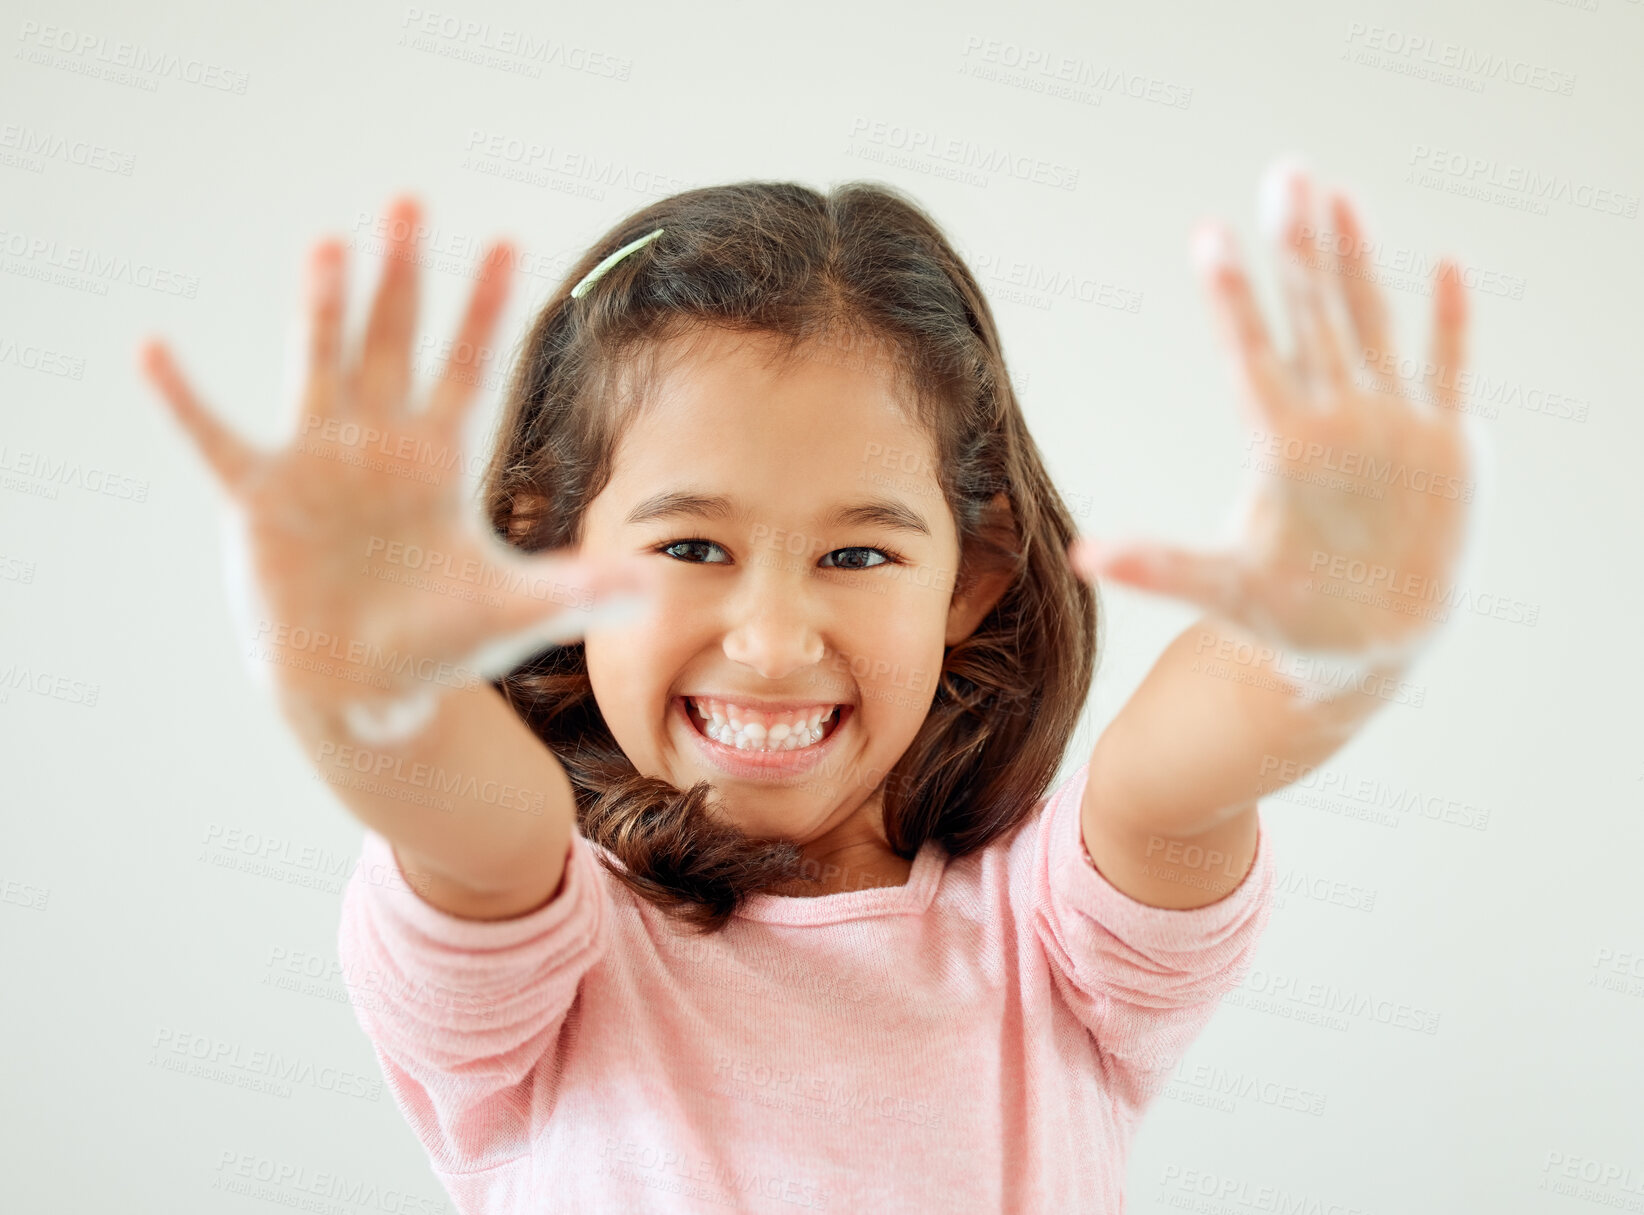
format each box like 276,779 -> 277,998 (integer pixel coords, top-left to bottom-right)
481,180 -> 1098,934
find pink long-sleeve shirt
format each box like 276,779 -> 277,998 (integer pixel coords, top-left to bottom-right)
337,759 -> 1275,1214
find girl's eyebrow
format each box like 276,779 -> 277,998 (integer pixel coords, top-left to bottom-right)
624,490 -> 932,538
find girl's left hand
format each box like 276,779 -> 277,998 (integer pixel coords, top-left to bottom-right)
1070,161 -> 1479,664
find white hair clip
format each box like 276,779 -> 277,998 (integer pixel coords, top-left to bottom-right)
570,227 -> 665,299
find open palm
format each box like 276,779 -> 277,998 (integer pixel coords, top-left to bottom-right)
1071,163 -> 1478,665
137,197 -> 658,729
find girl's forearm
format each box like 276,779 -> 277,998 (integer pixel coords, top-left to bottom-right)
276,679 -> 578,919
1090,614 -> 1401,839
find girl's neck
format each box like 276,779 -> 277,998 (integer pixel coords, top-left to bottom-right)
769,838 -> 914,898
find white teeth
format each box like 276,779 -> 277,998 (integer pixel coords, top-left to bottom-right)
687,698 -> 839,753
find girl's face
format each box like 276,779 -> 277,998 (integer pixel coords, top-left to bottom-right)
578,327 -> 994,861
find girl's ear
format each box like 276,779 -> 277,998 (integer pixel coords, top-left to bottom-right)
944,492 -> 1018,648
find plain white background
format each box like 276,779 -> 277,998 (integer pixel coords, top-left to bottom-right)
2,0 -> 1640,1210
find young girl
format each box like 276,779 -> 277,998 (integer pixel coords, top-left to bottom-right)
137,165 -> 1477,1213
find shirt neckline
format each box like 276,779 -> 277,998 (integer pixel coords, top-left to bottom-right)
733,837 -> 947,926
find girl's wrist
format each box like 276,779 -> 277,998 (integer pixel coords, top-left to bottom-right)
1199,612 -> 1428,705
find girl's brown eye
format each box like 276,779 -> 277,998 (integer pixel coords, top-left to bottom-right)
821,547 -> 894,571
660,539 -> 726,563
658,540 -> 901,570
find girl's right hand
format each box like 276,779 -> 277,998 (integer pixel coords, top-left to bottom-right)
137,195 -> 657,732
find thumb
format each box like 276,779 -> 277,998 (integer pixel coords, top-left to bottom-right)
1071,537 -> 1247,613
461,549 -> 663,679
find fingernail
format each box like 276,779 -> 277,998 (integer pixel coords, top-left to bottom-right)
1258,155 -> 1308,243
1070,539 -> 1111,574
1191,223 -> 1236,273
310,248 -> 340,299
389,196 -> 420,231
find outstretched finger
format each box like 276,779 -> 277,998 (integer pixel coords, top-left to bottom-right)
1264,164 -> 1344,404
463,548 -> 666,673
1070,536 -> 1249,617
1289,175 -> 1350,400
1193,221 -> 1298,433
137,339 -> 261,497
1327,192 -> 1395,396
1425,258 -> 1469,422
351,195 -> 424,419
306,240 -> 347,409
425,241 -> 516,433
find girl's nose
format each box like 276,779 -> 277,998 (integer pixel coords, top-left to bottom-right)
719,586 -> 827,681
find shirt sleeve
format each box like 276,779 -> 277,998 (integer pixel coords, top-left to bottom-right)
1027,760 -> 1276,1116
336,825 -> 612,1175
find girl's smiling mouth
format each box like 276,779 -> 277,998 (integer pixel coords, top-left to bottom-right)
675,696 -> 852,780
